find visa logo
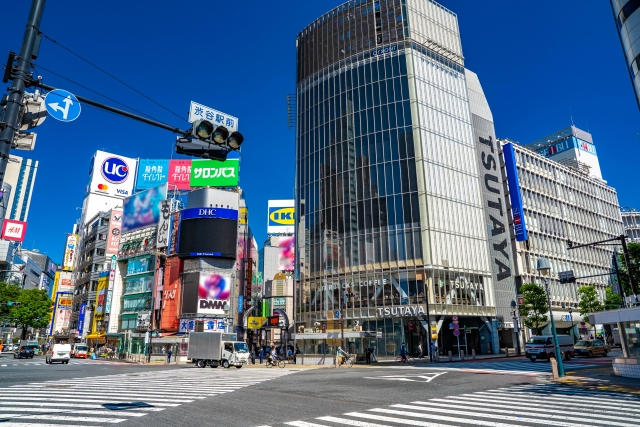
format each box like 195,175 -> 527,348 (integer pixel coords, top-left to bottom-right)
269,207 -> 295,225
116,189 -> 129,195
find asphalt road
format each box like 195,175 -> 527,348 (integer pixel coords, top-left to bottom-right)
0,351 -> 637,427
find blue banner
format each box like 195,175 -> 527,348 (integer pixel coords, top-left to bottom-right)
77,302 -> 87,335
238,295 -> 243,313
181,207 -> 238,221
503,143 -> 528,241
136,159 -> 169,191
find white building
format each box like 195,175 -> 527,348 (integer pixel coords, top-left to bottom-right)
5,154 -> 38,222
621,207 -> 640,242
500,138 -> 624,337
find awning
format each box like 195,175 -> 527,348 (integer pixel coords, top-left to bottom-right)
85,333 -> 106,339
293,331 -> 370,340
106,333 -> 122,337
589,307 -> 640,325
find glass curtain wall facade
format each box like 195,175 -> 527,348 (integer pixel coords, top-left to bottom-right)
611,0 -> 640,110
295,0 -> 499,358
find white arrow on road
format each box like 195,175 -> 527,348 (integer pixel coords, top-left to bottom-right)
48,95 -> 73,120
364,372 -> 447,383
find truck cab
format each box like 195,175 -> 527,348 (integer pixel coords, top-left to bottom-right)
222,341 -> 249,367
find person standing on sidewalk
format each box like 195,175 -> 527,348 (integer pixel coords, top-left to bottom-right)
167,348 -> 173,364
365,346 -> 371,364
372,345 -> 377,362
417,343 -> 423,359
259,347 -> 264,364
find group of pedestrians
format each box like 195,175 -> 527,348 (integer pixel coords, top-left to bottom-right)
252,344 -> 299,365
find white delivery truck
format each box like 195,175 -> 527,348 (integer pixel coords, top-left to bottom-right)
525,335 -> 575,361
187,332 -> 250,369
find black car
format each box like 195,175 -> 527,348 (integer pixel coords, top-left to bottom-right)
14,346 -> 34,359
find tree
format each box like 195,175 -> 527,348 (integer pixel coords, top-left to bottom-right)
577,285 -> 604,338
519,283 -> 549,334
0,282 -> 22,325
617,242 -> 640,297
604,286 -> 623,310
12,289 -> 53,340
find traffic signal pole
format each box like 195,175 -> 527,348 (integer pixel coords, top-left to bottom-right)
0,0 -> 46,206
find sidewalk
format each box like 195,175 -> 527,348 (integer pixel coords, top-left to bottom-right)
555,366 -> 640,395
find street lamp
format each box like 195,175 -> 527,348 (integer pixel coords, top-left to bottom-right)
537,257 -> 565,377
510,300 -> 521,356
562,303 -> 577,343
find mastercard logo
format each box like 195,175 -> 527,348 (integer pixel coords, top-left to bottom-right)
97,184 -> 108,191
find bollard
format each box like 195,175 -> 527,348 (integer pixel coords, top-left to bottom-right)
461,350 -> 465,360
550,357 -> 559,379
506,348 -> 510,357
472,349 -> 476,360
448,351 -> 453,362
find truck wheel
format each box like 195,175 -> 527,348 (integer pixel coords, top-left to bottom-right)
210,364 -> 218,368
222,360 -> 230,369
196,360 -> 205,368
235,365 -> 242,369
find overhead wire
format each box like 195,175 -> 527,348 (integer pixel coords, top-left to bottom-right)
38,31 -> 187,123
33,63 -> 167,124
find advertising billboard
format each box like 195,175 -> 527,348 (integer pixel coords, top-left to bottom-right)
86,150 -> 138,199
76,302 -> 87,336
51,292 -> 72,335
168,159 -> 192,190
107,210 -> 122,254
121,183 -> 168,233
156,200 -> 172,249
178,318 -> 226,333
197,272 -> 231,315
278,235 -> 295,271
503,143 -> 528,242
136,159 -> 169,191
267,200 -> 295,234
190,159 -> 239,187
62,234 -> 77,271
1,219 -> 27,242
95,275 -> 109,314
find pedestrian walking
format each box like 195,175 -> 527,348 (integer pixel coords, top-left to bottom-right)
167,348 -> 172,363
372,345 -> 377,362
431,341 -> 439,362
365,346 -> 371,364
259,347 -> 264,364
250,349 -> 256,365
417,343 -> 423,359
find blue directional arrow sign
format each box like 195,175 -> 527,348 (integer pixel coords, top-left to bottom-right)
45,89 -> 81,122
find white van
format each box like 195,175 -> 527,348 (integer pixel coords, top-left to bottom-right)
46,344 -> 71,364
525,335 -> 574,362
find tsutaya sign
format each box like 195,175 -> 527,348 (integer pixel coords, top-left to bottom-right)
377,306 -> 425,317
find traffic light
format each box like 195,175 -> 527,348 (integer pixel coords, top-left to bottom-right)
559,277 -> 576,284
321,323 -> 326,333
409,322 -> 414,332
567,239 -> 573,249
190,120 -> 243,151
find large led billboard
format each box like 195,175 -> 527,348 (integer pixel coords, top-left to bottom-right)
267,200 -> 295,234
278,235 -> 295,271
122,183 -> 168,233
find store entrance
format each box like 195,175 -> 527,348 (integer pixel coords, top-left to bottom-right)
404,317 -> 427,357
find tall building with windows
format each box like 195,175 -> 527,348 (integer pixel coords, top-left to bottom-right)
295,0 -> 510,359
611,0 -> 640,109
499,137 -> 624,338
621,207 -> 640,242
4,154 -> 38,222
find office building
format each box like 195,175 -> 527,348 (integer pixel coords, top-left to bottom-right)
4,154 -> 38,222
621,207 -> 640,242
611,0 -> 640,109
294,0 -> 510,359
499,137 -> 624,338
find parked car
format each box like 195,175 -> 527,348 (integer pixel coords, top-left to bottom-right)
14,346 -> 35,359
2,344 -> 16,352
525,335 -> 574,362
71,344 -> 89,359
46,344 -> 71,364
574,339 -> 610,358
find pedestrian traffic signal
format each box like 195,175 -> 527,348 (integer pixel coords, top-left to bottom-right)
321,324 -> 326,333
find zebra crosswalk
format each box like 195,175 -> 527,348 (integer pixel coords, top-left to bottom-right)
416,360 -> 596,376
0,359 -> 128,367
269,383 -> 640,427
0,367 -> 294,426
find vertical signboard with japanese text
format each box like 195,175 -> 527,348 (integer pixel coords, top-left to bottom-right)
168,160 -> 192,190
62,234 -> 78,271
503,143 -> 528,241
107,210 -> 122,254
157,200 -> 172,249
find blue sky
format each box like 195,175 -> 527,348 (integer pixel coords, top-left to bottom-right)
2,1 -> 637,263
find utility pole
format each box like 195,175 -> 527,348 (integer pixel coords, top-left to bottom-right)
0,0 -> 46,208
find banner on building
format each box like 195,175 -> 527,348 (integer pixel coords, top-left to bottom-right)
62,234 -> 78,271
156,200 -> 172,249
168,159 -> 192,190
503,143 -> 528,241
107,210 -> 122,254
178,318 -> 226,333
136,159 -> 169,191
76,302 -> 87,336
122,183 -> 168,233
96,275 -> 109,314
197,273 -> 231,315
1,219 -> 27,242
190,159 -> 239,187
267,200 -> 295,234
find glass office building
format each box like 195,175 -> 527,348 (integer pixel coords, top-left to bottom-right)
295,0 -> 507,359
611,0 -> 640,110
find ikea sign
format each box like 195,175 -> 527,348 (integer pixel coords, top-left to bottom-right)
267,200 -> 295,234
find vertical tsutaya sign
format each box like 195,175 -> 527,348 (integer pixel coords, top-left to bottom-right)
156,200 -> 171,249
190,159 -> 239,187
502,143 -> 528,242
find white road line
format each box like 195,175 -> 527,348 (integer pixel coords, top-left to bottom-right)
0,395 -> 194,403
476,390 -> 640,406
317,415 -> 397,426
0,407 -> 147,416
0,414 -> 127,423
285,422 -> 331,427
0,390 -> 210,399
0,423 -> 89,427
345,412 -> 462,427
371,407 -> 593,427
0,400 -> 180,408
397,403 -> 638,427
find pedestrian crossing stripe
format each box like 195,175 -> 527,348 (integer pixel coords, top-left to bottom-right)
275,383 -> 640,427
0,368 -> 295,426
416,360 -> 596,376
